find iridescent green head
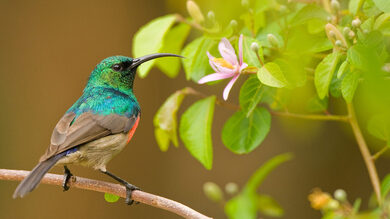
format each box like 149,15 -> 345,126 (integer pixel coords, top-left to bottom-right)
86,53 -> 182,94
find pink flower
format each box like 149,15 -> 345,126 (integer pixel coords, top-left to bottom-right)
198,34 -> 248,100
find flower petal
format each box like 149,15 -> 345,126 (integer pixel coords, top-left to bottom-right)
198,72 -> 235,84
223,74 -> 239,100
239,62 -> 248,72
238,34 -> 243,66
219,38 -> 238,66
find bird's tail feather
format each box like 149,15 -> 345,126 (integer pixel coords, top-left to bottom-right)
13,154 -> 64,198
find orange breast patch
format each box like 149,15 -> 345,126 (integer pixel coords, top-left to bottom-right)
127,116 -> 140,144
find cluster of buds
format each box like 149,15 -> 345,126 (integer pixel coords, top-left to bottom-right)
325,23 -> 348,50
203,181 -> 239,203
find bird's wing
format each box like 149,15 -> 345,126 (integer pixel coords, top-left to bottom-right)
39,112 -> 137,162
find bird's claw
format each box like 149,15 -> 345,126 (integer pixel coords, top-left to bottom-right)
124,183 -> 140,205
62,166 -> 73,192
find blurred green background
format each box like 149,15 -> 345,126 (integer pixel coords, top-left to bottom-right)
0,0 -> 388,218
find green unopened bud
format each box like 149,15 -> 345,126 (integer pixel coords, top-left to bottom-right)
343,27 -> 351,35
325,199 -> 340,210
327,16 -> 332,22
187,0 -> 205,24
203,182 -> 223,202
267,34 -> 279,48
230,19 -> 238,28
241,0 -> 250,8
352,18 -> 361,28
335,40 -> 342,47
207,11 -> 215,21
334,189 -> 347,202
348,30 -> 355,39
331,0 -> 340,11
251,42 -> 260,52
225,182 -> 239,195
363,29 -> 369,34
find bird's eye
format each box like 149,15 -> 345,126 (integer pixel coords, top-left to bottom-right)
112,64 -> 123,71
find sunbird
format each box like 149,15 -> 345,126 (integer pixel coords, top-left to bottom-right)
13,53 -> 182,204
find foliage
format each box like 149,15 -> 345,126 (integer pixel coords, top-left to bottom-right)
132,0 -> 390,217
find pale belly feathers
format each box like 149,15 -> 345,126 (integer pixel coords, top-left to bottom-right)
56,133 -> 128,172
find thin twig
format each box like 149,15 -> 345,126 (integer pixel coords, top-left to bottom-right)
372,145 -> 389,161
271,111 -> 350,122
347,103 -> 382,205
0,169 -> 212,219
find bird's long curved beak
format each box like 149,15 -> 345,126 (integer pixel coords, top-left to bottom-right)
130,53 -> 184,68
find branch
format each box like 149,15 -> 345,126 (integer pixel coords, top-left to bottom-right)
346,103 -> 382,205
0,169 -> 212,219
271,111 -> 350,122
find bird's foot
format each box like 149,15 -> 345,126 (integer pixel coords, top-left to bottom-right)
124,183 -> 140,205
62,166 -> 73,191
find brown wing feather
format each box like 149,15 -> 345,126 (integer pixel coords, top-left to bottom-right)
39,112 -> 137,162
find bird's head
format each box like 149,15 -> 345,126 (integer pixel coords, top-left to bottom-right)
86,53 -> 182,93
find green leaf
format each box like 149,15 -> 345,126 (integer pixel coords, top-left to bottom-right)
244,153 -> 292,193
132,14 -> 176,78
367,114 -> 390,143
290,4 -> 329,26
337,60 -> 349,79
349,0 -> 365,15
181,37 -> 216,82
225,193 -> 258,219
257,194 -> 284,217
156,23 -> 191,78
154,88 -> 189,151
239,76 -> 264,117
257,62 -> 288,88
242,36 -> 263,68
104,193 -> 120,203
306,96 -> 328,113
381,174 -> 390,199
374,13 -> 390,35
373,0 -> 390,12
225,154 -> 291,219
341,71 -> 360,103
222,108 -> 271,154
179,96 -> 216,169
314,52 -> 342,99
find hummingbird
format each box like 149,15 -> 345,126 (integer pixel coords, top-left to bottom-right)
13,53 -> 182,204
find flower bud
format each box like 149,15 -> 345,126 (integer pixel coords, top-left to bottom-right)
335,40 -> 342,47
267,34 -> 279,48
230,19 -> 238,28
352,18 -> 361,28
241,0 -> 250,8
334,189 -> 347,202
207,11 -> 215,22
328,30 -> 336,38
343,27 -> 351,35
187,0 -> 205,24
203,182 -> 223,202
348,30 -> 355,39
331,0 -> 340,11
225,182 -> 239,195
279,5 -> 288,13
251,42 -> 260,52
325,199 -> 340,210
382,63 -> 390,72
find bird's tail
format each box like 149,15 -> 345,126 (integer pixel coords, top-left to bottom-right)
13,154 -> 63,198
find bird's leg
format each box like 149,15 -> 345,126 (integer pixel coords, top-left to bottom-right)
62,165 -> 73,191
100,170 -> 140,205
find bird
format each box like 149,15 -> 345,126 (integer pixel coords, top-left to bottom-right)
13,53 -> 182,204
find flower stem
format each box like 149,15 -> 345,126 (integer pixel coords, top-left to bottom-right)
347,103 -> 382,205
